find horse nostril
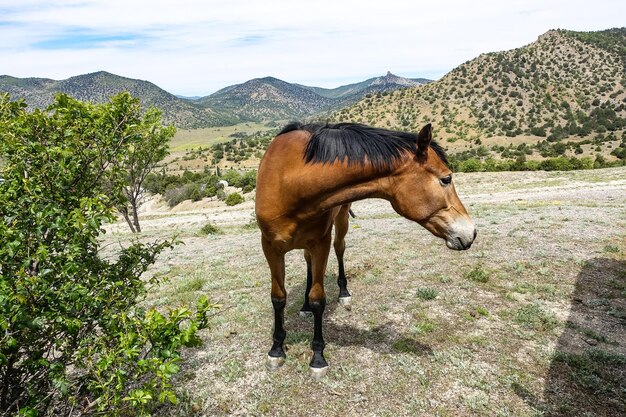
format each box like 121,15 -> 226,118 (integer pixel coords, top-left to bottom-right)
473,229 -> 478,240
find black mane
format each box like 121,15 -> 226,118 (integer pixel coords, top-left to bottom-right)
278,122 -> 448,170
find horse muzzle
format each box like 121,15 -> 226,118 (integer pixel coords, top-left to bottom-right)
445,220 -> 477,251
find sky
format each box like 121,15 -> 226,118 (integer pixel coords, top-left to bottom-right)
1,0 -> 624,96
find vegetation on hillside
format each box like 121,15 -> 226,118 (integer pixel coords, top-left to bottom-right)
331,28 -> 626,166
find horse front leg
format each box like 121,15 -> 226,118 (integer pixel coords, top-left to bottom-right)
262,237 -> 287,370
308,232 -> 332,380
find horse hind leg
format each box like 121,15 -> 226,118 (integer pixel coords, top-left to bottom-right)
262,237 -> 287,370
334,204 -> 352,310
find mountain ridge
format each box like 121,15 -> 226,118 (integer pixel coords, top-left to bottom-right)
0,71 -> 429,127
0,71 -> 238,128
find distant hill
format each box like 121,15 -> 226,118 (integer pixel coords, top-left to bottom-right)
1,71 -> 428,127
0,71 -> 238,128
301,72 -> 429,101
333,29 -> 626,153
196,76 -> 336,121
196,73 -> 428,122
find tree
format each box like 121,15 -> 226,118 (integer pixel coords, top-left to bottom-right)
103,93 -> 175,233
0,94 -> 214,416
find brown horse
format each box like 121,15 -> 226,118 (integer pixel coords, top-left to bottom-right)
255,122 -> 476,378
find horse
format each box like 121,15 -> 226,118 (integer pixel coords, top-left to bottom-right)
255,122 -> 477,379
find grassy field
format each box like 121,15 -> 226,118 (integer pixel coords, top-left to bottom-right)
170,122 -> 273,152
104,167 -> 626,416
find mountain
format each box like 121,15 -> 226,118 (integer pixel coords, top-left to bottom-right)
332,29 -> 626,151
0,71 -> 238,128
196,73 -> 428,122
197,76 -> 336,121
301,72 -> 429,101
1,71 -> 428,127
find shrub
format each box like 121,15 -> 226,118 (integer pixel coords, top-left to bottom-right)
459,158 -> 482,172
0,94 -> 216,416
416,287 -> 439,300
464,265 -> 489,283
539,157 -> 574,171
200,222 -> 223,235
225,192 -> 245,206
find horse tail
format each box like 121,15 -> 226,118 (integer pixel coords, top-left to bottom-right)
348,209 -> 356,218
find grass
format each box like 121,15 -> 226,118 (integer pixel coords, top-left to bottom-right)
416,287 -> 438,300
463,264 -> 490,283
514,303 -> 559,332
552,349 -> 626,394
604,244 -> 621,253
103,166 -> 626,417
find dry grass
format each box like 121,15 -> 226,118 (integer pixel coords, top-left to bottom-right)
103,166 -> 626,416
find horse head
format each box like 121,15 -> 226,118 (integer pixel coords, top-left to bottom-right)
388,124 -> 477,250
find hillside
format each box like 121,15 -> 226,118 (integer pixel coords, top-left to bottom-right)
0,71 -> 238,128
332,28 -> 626,163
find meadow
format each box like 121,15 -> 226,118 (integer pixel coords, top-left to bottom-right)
104,167 -> 626,416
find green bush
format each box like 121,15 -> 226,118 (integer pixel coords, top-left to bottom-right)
225,192 -> 245,206
459,158 -> 482,172
200,222 -> 223,235
464,265 -> 490,283
0,94 -> 216,416
416,287 -> 439,300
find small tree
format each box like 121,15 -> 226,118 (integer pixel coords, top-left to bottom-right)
104,93 -> 175,233
0,94 -> 214,416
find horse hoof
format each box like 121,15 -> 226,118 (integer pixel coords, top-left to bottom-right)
299,310 -> 313,318
266,355 -> 285,370
339,296 -> 352,310
309,366 -> 328,381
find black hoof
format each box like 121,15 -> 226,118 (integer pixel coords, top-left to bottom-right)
339,289 -> 351,298
300,304 -> 312,316
310,351 -> 328,369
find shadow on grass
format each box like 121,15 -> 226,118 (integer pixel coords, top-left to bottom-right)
515,257 -> 626,416
282,266 -> 432,357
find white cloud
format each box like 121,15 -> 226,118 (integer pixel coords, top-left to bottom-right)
1,0 -> 624,95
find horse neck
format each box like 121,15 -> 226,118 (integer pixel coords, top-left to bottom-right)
304,160 -> 400,213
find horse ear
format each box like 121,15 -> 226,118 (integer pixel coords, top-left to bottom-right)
417,123 -> 432,154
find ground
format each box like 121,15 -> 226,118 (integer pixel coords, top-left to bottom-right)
103,167 -> 626,417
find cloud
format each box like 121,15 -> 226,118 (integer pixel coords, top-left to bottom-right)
32,30 -> 150,50
0,0 -> 625,95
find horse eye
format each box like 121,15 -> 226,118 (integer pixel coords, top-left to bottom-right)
440,175 -> 452,185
